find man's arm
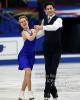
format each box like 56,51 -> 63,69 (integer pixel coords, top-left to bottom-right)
34,18 -> 63,31
43,18 -> 63,31
36,30 -> 44,39
34,19 -> 45,39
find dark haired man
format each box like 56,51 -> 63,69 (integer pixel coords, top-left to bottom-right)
34,2 -> 63,100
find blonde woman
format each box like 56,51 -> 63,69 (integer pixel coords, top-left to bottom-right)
18,15 -> 37,100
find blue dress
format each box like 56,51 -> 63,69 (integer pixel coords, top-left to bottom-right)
18,31 -> 36,70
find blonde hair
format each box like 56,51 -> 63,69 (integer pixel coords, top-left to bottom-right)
19,15 -> 28,21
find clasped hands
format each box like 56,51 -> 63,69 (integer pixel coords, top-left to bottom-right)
34,25 -> 43,32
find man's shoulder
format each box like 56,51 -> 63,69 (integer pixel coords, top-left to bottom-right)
53,15 -> 62,22
55,15 -> 62,19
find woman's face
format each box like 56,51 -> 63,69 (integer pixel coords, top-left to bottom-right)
45,5 -> 55,16
19,17 -> 28,29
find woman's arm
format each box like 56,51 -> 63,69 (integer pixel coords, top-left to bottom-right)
22,29 -> 37,41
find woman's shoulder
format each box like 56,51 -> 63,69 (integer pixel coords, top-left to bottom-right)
21,30 -> 28,34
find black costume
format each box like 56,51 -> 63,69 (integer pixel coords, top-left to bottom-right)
43,15 -> 62,99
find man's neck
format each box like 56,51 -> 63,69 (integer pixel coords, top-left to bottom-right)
48,14 -> 55,18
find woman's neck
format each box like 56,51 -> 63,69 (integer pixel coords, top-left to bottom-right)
24,27 -> 30,31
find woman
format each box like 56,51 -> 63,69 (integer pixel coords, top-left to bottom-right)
18,15 -> 37,100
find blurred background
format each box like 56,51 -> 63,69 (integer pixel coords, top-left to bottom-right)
0,0 -> 80,64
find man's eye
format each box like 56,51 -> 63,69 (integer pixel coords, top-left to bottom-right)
50,8 -> 53,10
47,8 -> 52,10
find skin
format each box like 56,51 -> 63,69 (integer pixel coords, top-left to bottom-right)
45,5 -> 55,16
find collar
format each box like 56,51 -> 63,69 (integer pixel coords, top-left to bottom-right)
48,14 -> 55,19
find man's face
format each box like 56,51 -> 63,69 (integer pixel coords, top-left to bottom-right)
45,5 -> 55,16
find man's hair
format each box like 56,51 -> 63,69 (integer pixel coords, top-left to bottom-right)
18,15 -> 28,21
43,1 -> 55,9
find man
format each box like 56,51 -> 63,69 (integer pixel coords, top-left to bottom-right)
37,0 -> 54,21
34,1 -> 63,100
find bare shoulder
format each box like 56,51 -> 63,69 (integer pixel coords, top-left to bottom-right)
22,30 -> 28,35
